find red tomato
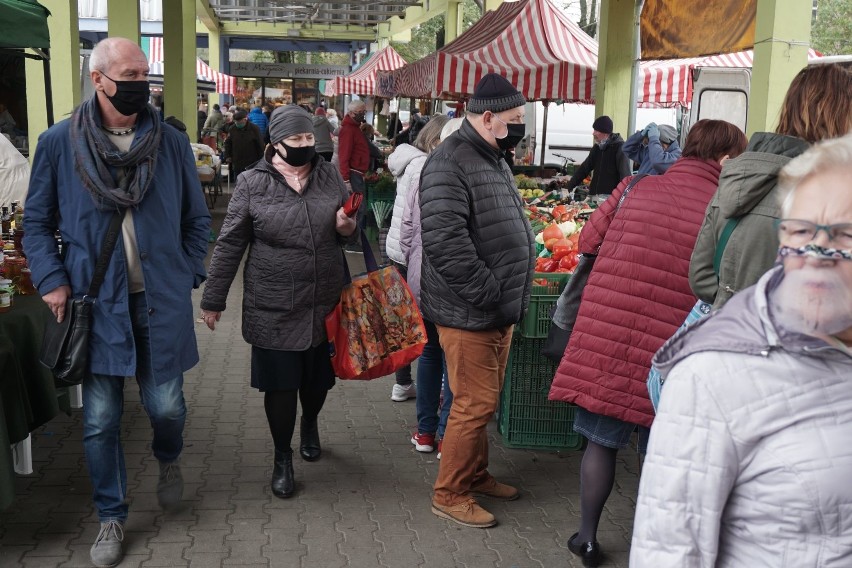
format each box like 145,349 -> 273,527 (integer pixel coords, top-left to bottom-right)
542,223 -> 563,243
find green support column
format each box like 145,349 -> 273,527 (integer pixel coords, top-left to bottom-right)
748,0 -> 811,136
163,0 -> 197,136
483,0 -> 503,14
595,0 -> 635,136
207,28 -> 221,107
107,0 -> 141,45
24,0 -> 80,159
444,0 -> 463,43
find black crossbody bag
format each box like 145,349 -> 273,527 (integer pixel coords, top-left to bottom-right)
39,210 -> 124,387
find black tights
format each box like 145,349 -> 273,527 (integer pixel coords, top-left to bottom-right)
578,441 -> 619,543
263,388 -> 328,452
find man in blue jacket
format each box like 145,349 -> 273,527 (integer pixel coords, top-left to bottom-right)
23,37 -> 210,568
248,105 -> 269,141
623,122 -> 682,175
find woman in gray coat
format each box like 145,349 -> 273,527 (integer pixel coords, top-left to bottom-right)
200,105 -> 357,499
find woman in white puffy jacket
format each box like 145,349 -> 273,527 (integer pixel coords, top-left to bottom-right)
383,115 -> 448,402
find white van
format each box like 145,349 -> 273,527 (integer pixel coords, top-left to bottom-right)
686,55 -> 852,134
520,102 -> 678,167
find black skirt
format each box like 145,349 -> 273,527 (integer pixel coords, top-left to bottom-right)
250,342 -> 336,392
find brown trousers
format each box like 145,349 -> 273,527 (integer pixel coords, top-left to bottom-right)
433,324 -> 513,506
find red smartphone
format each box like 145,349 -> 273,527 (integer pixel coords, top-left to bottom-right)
343,192 -> 363,217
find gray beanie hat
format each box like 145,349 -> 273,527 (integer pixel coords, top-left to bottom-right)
467,73 -> 526,114
269,104 -> 313,144
657,124 -> 678,144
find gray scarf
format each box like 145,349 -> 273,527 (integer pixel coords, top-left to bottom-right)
70,95 -> 162,210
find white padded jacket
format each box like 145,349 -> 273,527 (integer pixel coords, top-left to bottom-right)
385,143 -> 426,266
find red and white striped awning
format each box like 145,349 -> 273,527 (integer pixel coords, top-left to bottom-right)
640,48 -> 822,107
325,46 -> 406,97
146,37 -> 237,95
377,0 -> 597,102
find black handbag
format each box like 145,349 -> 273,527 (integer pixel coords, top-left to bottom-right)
39,210 -> 124,387
541,174 -> 648,363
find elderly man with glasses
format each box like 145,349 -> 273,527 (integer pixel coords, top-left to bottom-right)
630,133 -> 852,567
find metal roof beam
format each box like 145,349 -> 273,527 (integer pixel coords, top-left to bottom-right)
376,0 -> 449,38
219,21 -> 378,40
197,0 -> 221,30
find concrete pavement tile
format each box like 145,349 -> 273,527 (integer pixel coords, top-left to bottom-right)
202,473 -> 238,492
0,545 -> 34,565
375,535 -> 423,567
187,551 -> 229,568
488,541 -> 545,568
193,491 -> 237,510
188,528 -> 231,552
21,532 -> 76,556
226,522 -> 270,542
20,556 -> 72,567
139,540 -> 189,566
228,500 -> 271,522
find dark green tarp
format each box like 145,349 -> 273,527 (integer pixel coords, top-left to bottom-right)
0,0 -> 51,49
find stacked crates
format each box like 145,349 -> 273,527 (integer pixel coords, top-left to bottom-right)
497,272 -> 583,451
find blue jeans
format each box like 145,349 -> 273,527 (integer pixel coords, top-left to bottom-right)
416,320 -> 452,436
82,293 -> 187,522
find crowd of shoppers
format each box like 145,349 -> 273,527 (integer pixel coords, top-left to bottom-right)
17,30 -> 852,568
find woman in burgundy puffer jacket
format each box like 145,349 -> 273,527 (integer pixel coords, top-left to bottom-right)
548,120 -> 747,567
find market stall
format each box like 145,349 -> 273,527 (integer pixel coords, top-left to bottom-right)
639,48 -> 822,108
324,45 -> 406,98
377,0 -> 597,102
146,37 -> 237,96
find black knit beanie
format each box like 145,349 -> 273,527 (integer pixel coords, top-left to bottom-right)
592,115 -> 613,134
467,73 -> 526,114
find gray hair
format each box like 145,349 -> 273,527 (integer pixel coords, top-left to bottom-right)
89,37 -> 126,73
779,133 -> 852,217
347,100 -> 366,112
413,114 -> 450,153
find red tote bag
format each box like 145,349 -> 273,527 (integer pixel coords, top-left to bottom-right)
325,231 -> 427,380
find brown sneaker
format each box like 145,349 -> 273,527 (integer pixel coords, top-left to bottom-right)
431,498 -> 497,528
471,479 -> 520,501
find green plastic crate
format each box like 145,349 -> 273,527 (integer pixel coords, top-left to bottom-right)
497,336 -> 582,451
517,272 -> 570,338
366,182 -> 396,209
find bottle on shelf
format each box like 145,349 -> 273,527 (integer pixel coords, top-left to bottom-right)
0,206 -> 10,234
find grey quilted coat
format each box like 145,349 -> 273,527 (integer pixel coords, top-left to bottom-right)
201,150 -> 350,350
631,266 -> 852,567
419,120 -> 535,331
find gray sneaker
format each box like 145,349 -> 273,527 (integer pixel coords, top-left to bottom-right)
157,460 -> 184,509
90,520 -> 124,568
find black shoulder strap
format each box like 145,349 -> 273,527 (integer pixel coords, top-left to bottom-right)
86,210 -> 124,299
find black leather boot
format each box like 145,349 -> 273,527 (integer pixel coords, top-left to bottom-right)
299,417 -> 322,462
271,449 -> 294,499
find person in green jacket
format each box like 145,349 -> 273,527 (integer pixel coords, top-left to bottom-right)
690,63 -> 852,309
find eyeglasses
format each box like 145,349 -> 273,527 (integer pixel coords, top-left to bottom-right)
775,218 -> 852,248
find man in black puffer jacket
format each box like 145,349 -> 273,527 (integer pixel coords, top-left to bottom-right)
421,73 -> 535,529
566,115 -> 632,197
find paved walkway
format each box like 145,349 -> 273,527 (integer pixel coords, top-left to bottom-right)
0,201 -> 640,567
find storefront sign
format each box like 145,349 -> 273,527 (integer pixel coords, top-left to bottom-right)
230,62 -> 349,79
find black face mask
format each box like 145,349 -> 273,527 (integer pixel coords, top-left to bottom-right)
276,142 -> 316,167
353,112 -> 366,123
496,123 -> 525,151
102,73 -> 150,116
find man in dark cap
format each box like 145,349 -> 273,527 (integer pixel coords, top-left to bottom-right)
224,108 -> 264,181
566,115 -> 631,198
419,72 -> 535,528
623,122 -> 682,175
